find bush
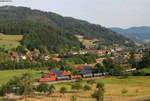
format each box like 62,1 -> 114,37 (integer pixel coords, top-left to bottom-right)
59,87 -> 67,95
75,78 -> 83,83
133,68 -> 150,76
121,89 -> 128,94
135,89 -> 139,93
0,84 -> 7,96
70,96 -> 77,101
87,80 -> 96,85
36,83 -> 49,93
71,83 -> 83,91
96,82 -> 104,90
48,85 -> 55,95
83,85 -> 91,91
120,72 -> 132,79
92,89 -> 104,101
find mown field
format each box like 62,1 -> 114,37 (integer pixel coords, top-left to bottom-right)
0,33 -> 23,50
0,70 -> 150,101
75,34 -> 98,48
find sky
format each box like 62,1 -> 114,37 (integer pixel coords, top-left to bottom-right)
0,0 -> 150,28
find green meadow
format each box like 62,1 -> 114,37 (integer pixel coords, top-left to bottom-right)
0,69 -> 41,84
0,34 -> 23,50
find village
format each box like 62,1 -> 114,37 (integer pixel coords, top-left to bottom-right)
9,46 -> 148,62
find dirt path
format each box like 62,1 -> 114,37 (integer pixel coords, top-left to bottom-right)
19,95 -> 150,101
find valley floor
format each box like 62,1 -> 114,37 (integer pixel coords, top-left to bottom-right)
0,70 -> 150,101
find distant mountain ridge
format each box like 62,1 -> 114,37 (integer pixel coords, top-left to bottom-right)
0,6 -> 135,52
111,26 -> 150,45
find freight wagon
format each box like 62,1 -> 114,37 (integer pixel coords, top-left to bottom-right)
71,75 -> 82,79
39,77 -> 56,82
56,75 -> 71,81
82,74 -> 93,78
93,73 -> 103,77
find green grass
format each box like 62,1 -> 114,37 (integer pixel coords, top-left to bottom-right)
75,34 -> 98,48
0,69 -> 41,85
0,99 -> 3,101
140,68 -> 150,74
0,33 -> 23,50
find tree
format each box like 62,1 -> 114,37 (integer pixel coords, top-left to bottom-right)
70,96 -> 77,101
96,82 -> 105,91
59,87 -> 67,95
36,83 -> 49,93
83,85 -> 91,91
48,85 -> 55,96
129,52 -> 137,68
102,57 -> 115,73
112,65 -> 125,76
139,52 -> 150,69
0,84 -> 8,96
16,46 -> 26,55
87,80 -> 96,85
92,89 -> 104,101
60,59 -> 75,71
95,63 -> 105,73
21,73 -> 34,96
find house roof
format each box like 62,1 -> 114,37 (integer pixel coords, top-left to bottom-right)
10,51 -> 20,58
75,65 -> 92,71
50,69 -> 70,75
114,57 -> 124,63
52,58 -> 61,61
80,70 -> 92,74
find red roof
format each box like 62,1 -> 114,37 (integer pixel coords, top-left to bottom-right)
62,71 -> 70,75
75,65 -> 84,71
10,51 -> 19,58
52,58 -> 61,61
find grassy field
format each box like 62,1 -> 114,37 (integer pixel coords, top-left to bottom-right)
0,70 -> 41,84
0,33 -> 23,50
75,34 -> 98,48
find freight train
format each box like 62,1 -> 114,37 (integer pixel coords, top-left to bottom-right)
38,72 -> 108,82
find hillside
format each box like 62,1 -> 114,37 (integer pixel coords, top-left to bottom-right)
0,19 -> 83,53
0,6 -> 135,52
111,26 -> 150,45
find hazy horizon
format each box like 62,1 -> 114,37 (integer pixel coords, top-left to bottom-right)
0,0 -> 150,28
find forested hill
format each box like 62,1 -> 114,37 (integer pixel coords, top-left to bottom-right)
0,6 -> 135,53
111,26 -> 150,45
